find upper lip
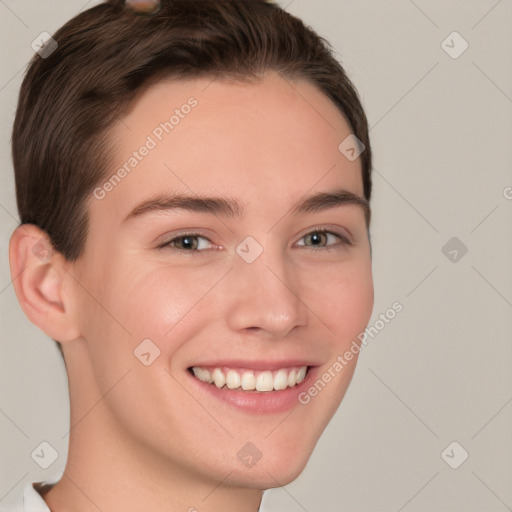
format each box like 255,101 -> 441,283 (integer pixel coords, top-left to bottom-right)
188,359 -> 319,371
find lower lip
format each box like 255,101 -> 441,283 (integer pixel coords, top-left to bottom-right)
186,367 -> 317,414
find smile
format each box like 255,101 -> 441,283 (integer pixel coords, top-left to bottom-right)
190,366 -> 308,392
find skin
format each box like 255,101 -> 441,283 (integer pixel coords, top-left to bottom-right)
10,71 -> 374,512
125,0 -> 161,13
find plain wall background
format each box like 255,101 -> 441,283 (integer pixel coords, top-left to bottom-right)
1,1 -> 511,511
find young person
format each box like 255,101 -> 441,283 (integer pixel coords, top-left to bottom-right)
5,0 -> 374,510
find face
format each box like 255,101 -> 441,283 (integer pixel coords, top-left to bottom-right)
69,71 -> 374,489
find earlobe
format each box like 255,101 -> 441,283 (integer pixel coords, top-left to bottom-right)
9,224 -> 81,343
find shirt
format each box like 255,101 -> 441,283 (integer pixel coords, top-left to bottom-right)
0,472 -> 62,512
0,472 -> 272,511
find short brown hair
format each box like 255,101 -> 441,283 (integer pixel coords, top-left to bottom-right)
12,0 -> 372,262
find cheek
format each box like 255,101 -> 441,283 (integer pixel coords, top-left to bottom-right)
308,258 -> 373,407
71,262 -> 191,374
308,257 -> 374,342
109,262 -> 227,356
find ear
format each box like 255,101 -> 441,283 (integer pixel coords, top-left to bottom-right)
9,224 -> 81,344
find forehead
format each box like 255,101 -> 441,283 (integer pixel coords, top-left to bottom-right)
92,71 -> 364,222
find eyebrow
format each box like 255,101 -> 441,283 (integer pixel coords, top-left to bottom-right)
123,188 -> 370,224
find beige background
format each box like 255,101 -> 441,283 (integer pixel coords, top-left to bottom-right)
1,1 -> 511,511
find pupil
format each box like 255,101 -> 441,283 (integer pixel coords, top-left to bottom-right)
311,232 -> 322,245
182,237 -> 194,249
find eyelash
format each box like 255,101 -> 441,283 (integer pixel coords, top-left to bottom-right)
158,228 -> 352,254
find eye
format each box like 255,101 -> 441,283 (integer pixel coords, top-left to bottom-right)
159,233 -> 215,252
158,228 -> 352,254
296,229 -> 351,250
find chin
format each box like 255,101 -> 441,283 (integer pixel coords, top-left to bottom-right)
222,439 -> 317,490
225,463 -> 308,491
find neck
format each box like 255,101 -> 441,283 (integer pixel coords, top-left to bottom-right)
44,348 -> 264,512
44,420 -> 264,512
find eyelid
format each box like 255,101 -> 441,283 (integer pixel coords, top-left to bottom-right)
156,230 -> 221,252
296,222 -> 353,241
158,225 -> 353,253
294,227 -> 352,248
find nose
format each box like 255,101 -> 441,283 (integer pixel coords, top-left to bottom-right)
223,241 -> 309,339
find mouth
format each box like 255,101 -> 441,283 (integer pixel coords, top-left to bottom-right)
186,363 -> 316,414
189,365 -> 309,392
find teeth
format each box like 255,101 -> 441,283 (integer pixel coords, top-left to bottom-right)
287,368 -> 296,387
226,369 -> 241,389
212,368 -> 225,388
191,365 -> 309,392
241,371 -> 256,391
256,371 -> 273,392
192,367 -> 213,383
273,369 -> 288,390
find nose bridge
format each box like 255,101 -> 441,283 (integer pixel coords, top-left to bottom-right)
224,236 -> 308,337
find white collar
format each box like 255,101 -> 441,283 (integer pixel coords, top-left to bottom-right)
22,472 -> 63,512
16,472 -> 271,512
